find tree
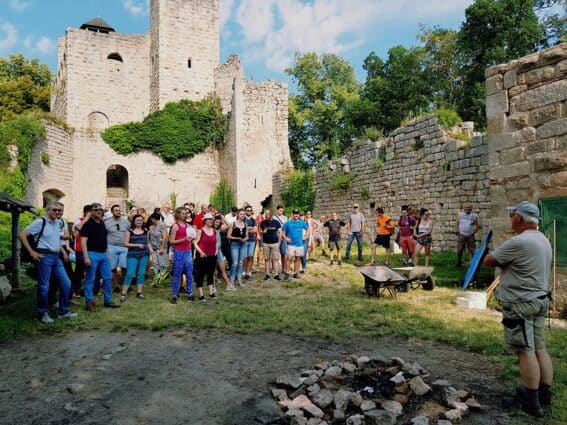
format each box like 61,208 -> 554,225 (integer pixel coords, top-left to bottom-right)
457,0 -> 543,126
0,54 -> 52,121
535,0 -> 567,47
286,53 -> 360,169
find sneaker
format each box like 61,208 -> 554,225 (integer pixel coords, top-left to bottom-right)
407,258 -> 413,264
343,256 -> 350,261
516,386 -> 544,418
283,273 -> 290,281
293,273 -> 300,279
273,275 -> 282,281
171,296 -> 178,304
103,302 -> 121,308
226,286 -> 237,291
245,275 -> 252,281
58,311 -> 78,320
300,270 -> 305,274
188,294 -> 196,303
209,293 -> 218,299
40,313 -> 54,324
263,275 -> 270,282
198,295 -> 206,301
136,293 -> 145,300
85,301 -> 96,312
119,294 -> 126,303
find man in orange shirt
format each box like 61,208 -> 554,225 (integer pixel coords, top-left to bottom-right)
369,207 -> 395,265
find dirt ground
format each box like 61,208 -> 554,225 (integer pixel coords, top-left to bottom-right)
0,329 -> 532,425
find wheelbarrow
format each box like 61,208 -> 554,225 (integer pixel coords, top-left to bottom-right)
358,265 -> 435,299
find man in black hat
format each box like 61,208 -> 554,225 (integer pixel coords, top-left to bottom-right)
484,201 -> 553,418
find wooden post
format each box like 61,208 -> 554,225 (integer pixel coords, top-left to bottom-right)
11,210 -> 21,288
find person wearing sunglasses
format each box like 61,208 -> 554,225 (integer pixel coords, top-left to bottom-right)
19,201 -> 77,324
104,204 -> 131,292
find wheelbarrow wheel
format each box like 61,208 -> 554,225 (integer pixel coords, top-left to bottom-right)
422,276 -> 435,291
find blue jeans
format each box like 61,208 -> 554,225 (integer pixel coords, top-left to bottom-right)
84,251 -> 113,304
123,255 -> 149,287
345,232 -> 363,259
230,242 -> 247,281
301,238 -> 309,270
37,253 -> 71,317
172,249 -> 193,296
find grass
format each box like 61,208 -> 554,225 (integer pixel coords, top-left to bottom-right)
0,250 -> 565,424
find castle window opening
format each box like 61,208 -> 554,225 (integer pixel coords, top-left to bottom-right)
106,165 -> 129,199
42,189 -> 65,208
107,53 -> 123,62
187,58 -> 192,68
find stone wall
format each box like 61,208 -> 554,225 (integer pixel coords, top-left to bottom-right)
150,0 -> 219,111
53,28 -> 150,130
26,123 -> 74,208
486,43 -> 567,305
273,117 -> 490,252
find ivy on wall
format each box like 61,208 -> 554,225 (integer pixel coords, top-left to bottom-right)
209,178 -> 236,214
101,96 -> 227,163
281,171 -> 315,214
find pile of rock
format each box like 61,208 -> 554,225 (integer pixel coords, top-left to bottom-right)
270,355 -> 483,424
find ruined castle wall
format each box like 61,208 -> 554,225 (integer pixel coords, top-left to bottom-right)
50,37 -> 68,120
150,0 -> 219,110
486,43 -> 567,305
70,131 -> 220,215
231,80 -> 291,209
26,123 -> 74,208
63,28 -> 150,130
214,55 -> 244,114
273,117 -> 490,252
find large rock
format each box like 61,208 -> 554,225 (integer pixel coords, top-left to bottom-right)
334,389 -> 352,410
360,400 -> 376,411
410,416 -> 430,425
443,387 -> 461,407
324,366 -> 342,377
0,276 -> 12,302
275,374 -> 303,390
346,414 -> 365,425
382,400 -> 403,416
408,376 -> 431,396
364,409 -> 397,425
356,356 -> 370,368
444,408 -> 463,422
312,389 -> 333,409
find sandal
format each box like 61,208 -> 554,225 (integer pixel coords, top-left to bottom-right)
119,294 -> 126,303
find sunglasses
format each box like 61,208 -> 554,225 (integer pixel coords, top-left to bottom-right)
51,208 -> 62,213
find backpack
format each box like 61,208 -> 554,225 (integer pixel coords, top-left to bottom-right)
21,218 -> 47,264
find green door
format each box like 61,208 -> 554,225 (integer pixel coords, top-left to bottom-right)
539,197 -> 567,267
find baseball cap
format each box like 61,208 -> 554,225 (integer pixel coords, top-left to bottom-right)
203,213 -> 214,220
291,209 -> 300,214
353,203 -> 359,208
507,201 -> 540,223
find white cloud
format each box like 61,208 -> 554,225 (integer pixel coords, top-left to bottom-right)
232,0 -> 474,72
220,0 -> 235,30
22,35 -> 56,54
0,22 -> 17,50
123,0 -> 149,16
9,0 -> 31,11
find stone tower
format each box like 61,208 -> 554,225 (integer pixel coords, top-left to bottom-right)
150,0 -> 219,112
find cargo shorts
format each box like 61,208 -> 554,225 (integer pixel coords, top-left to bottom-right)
501,296 -> 549,353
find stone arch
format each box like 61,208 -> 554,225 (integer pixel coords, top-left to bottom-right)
42,188 -> 65,208
87,111 -> 109,131
106,165 -> 129,200
107,52 -> 123,73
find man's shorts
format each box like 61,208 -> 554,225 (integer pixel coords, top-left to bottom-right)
312,233 -> 324,245
374,235 -> 391,249
106,245 -> 128,270
263,242 -> 281,261
328,236 -> 341,250
457,233 -> 475,253
245,241 -> 256,258
287,245 -> 304,258
501,296 -> 549,353
399,236 -> 415,254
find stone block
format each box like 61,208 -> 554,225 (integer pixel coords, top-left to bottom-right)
487,113 -> 507,136
489,162 -> 530,180
515,80 -> 567,111
516,51 -> 541,72
503,69 -> 517,89
485,63 -> 508,78
486,74 -> 503,95
550,171 -> 567,188
499,147 -> 526,166
530,103 -> 562,127
540,44 -> 567,64
537,117 -> 567,139
525,66 -> 555,86
508,84 -> 527,98
534,154 -> 567,172
486,90 -> 509,118
527,139 -> 554,154
557,59 -> 567,76
508,113 -> 529,130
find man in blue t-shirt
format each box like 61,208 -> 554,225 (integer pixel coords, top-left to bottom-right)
282,209 -> 309,279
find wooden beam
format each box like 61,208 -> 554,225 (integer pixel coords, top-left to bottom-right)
485,276 -> 500,300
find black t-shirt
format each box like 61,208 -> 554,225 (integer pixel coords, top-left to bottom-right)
81,219 -> 108,253
324,219 -> 345,240
260,219 -> 281,244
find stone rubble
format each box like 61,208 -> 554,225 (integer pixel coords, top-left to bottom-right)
271,354 -> 484,424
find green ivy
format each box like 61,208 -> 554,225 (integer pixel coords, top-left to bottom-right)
101,96 -> 227,163
434,107 -> 462,129
329,171 -> 354,192
281,171 -> 315,214
209,178 -> 235,214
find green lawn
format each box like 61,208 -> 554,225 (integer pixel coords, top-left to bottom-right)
0,250 -> 565,424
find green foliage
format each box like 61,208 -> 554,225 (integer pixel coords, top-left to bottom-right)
0,210 -> 36,260
434,107 -> 462,129
359,187 -> 370,200
0,54 -> 51,121
40,152 -> 49,165
286,53 -> 360,169
0,116 -> 45,197
209,178 -> 236,214
362,127 -> 383,141
329,171 -> 355,192
372,158 -> 384,171
453,131 -> 473,145
169,192 -> 178,211
101,96 -> 226,163
281,171 -> 315,213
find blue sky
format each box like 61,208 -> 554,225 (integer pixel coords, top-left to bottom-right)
0,0 -> 476,83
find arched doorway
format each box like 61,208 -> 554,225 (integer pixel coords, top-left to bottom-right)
106,165 -> 128,203
42,188 -> 65,208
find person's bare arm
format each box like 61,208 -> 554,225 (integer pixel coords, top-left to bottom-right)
18,229 -> 43,261
484,254 -> 502,268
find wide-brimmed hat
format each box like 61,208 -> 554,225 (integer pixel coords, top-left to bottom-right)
506,201 -> 540,223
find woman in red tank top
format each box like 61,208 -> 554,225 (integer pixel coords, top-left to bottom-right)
193,213 -> 218,301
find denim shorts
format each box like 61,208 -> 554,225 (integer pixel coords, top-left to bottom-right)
245,241 -> 256,258
107,245 -> 128,269
216,250 -> 225,263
